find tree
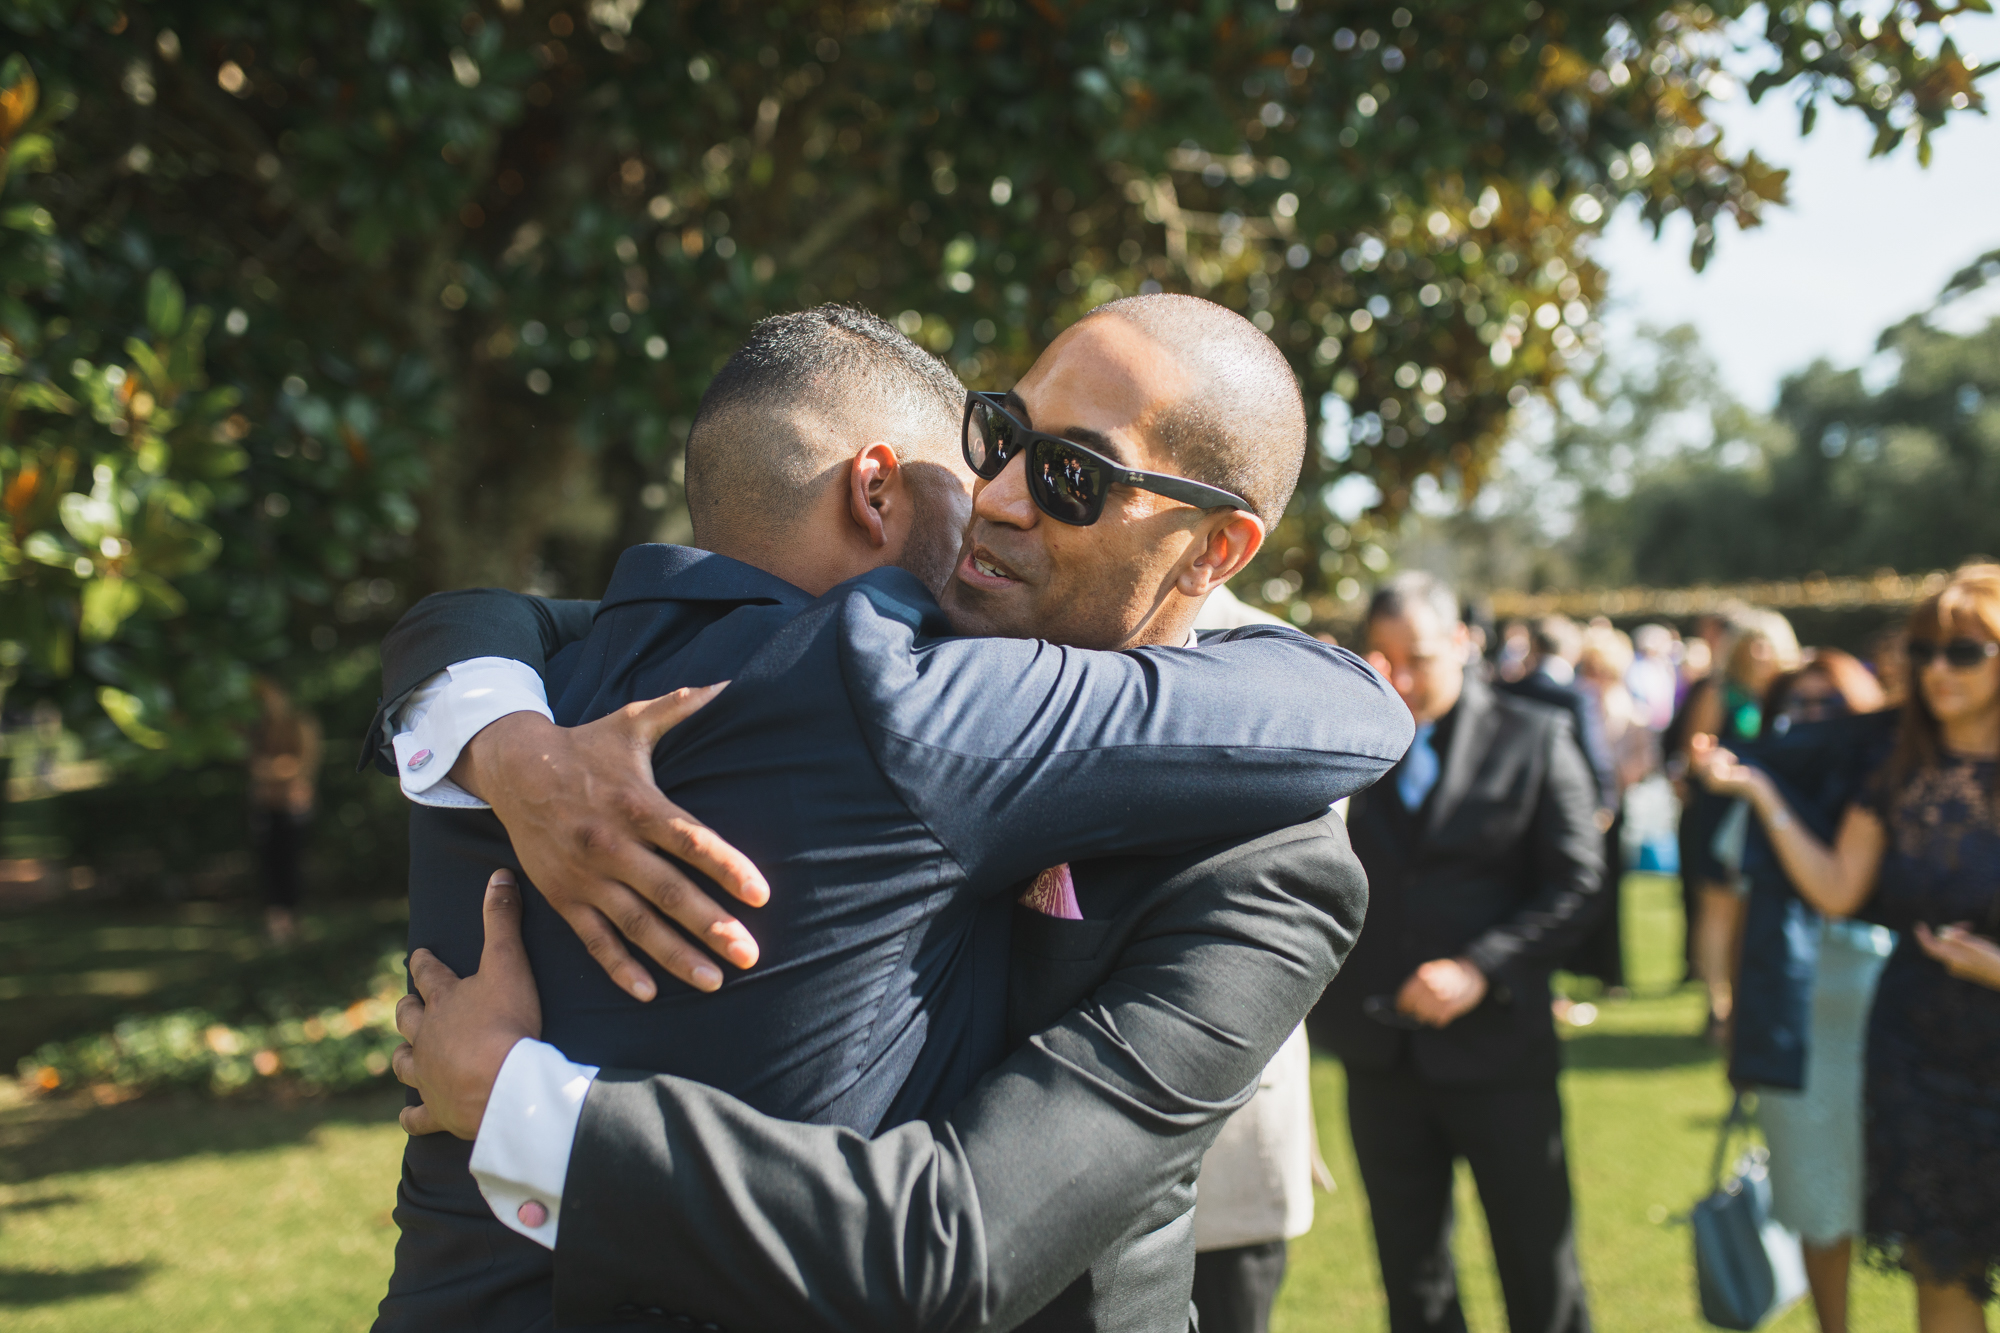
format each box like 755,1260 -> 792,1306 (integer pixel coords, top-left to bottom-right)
1574,311 -> 2000,587
1,0 -> 1986,761
1385,322 -> 1779,594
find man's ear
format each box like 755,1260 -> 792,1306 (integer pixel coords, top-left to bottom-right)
845,442 -> 903,550
1175,511 -> 1266,598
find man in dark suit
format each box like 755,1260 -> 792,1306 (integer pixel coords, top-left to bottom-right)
1499,615 -> 1624,991
1310,572 -> 1604,1333
1499,615 -> 1617,812
376,299 -> 1408,1331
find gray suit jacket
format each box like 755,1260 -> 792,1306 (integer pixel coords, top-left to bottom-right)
554,812 -> 1368,1333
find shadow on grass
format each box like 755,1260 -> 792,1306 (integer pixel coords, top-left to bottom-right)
0,1191 -> 83,1216
0,897 -> 409,1069
0,1087 -> 405,1187
1564,1029 -> 1717,1071
0,1261 -> 152,1307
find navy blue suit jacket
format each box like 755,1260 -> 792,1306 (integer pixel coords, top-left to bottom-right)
1498,665 -> 1617,812
379,546 -> 1409,1332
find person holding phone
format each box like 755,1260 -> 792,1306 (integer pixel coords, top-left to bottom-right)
1693,563 -> 2000,1333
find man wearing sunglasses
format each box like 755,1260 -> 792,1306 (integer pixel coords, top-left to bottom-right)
373,297 -> 1404,1333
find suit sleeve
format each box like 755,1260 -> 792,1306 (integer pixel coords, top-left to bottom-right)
1461,715 -> 1607,980
359,589 -> 598,772
838,577 -> 1413,889
552,819 -> 1366,1333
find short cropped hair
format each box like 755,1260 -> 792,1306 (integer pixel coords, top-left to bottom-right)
684,305 -> 965,545
1080,294 -> 1306,527
1530,615 -> 1583,663
1366,570 -> 1460,629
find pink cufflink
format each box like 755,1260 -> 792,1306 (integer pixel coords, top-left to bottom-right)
518,1199 -> 549,1228
406,749 -> 433,771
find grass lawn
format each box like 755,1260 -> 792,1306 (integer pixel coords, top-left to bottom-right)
0,874 -> 1922,1330
0,1086 -> 407,1331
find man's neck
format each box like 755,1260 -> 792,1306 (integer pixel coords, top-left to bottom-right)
1118,603 -> 1201,651
703,535 -> 873,599
1418,675 -> 1469,727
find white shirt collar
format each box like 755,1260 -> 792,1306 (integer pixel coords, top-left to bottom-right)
1537,657 -> 1576,686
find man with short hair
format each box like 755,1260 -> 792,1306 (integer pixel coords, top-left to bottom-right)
1504,614 -> 1617,812
1501,613 -> 1622,992
1309,570 -> 1602,1333
376,298 -> 1408,1331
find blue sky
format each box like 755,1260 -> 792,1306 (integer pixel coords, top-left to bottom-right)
1593,16 -> 2000,409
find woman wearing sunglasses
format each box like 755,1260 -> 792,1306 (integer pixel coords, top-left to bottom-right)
1694,563 -> 2000,1332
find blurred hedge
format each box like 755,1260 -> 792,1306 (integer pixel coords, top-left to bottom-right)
18,947 -> 404,1099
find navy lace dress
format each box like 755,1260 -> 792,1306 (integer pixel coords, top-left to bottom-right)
1861,756 -> 2000,1296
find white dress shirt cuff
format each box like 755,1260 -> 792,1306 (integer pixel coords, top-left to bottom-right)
391,657 -> 552,807
469,1037 -> 600,1250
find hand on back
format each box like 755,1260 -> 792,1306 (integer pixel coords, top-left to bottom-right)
395,870 -> 540,1138
453,684 -> 771,999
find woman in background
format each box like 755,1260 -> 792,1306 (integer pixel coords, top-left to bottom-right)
248,677 -> 321,944
1696,565 -> 2000,1332
1722,651 -> 1890,1333
1677,609 -> 1801,1040
1569,624 -> 1654,992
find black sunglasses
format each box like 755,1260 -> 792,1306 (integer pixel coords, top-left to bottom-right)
1906,637 -> 2000,670
961,391 -> 1252,527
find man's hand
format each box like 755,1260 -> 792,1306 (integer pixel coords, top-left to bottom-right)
395,870 -> 543,1139
451,683 -> 770,999
1916,922 -> 2000,991
1396,957 -> 1489,1027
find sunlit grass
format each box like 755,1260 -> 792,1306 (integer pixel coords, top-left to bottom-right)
0,1088 -> 405,1331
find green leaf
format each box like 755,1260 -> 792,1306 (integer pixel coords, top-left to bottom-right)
131,570 -> 188,616
97,685 -> 169,748
123,337 -> 169,390
0,201 -> 53,232
20,530 -> 71,567
6,131 -> 53,174
58,487 -> 119,545
10,380 -> 78,414
146,269 -> 185,338
80,575 -> 144,642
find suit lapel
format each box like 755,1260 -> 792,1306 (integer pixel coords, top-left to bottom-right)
1424,675 -> 1497,839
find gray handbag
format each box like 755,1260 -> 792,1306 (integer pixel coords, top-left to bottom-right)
1690,1094 -> 1808,1330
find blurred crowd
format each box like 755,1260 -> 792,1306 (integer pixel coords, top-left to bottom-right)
1391,567 -> 2000,1333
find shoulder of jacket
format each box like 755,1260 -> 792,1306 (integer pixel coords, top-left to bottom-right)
1491,689 -> 1572,734
1210,815 -> 1360,887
